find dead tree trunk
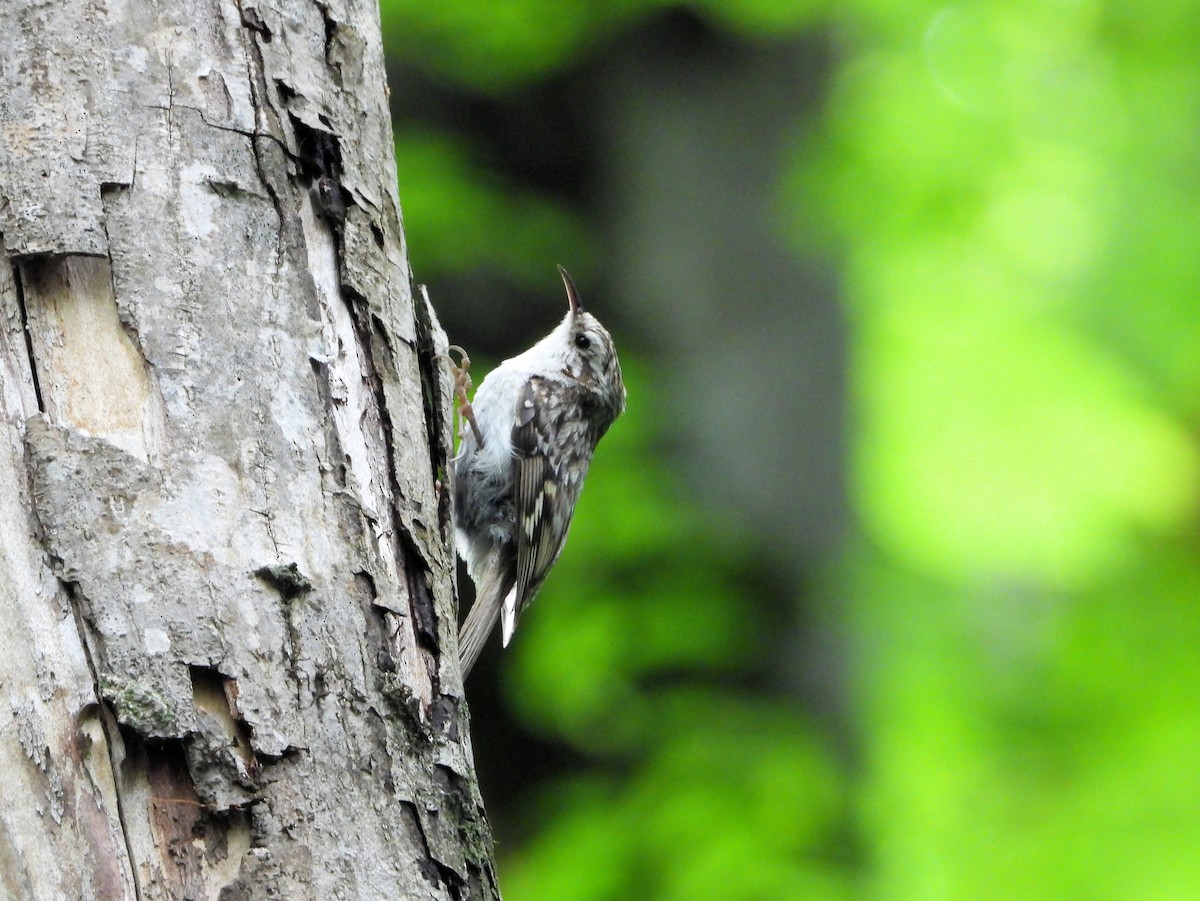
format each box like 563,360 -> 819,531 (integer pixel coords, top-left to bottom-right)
0,1 -> 495,898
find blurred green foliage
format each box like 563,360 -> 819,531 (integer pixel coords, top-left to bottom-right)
504,361 -> 850,897
382,0 -> 1200,897
396,130 -> 592,285
380,0 -> 822,91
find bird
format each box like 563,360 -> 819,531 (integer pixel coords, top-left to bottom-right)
451,266 -> 625,678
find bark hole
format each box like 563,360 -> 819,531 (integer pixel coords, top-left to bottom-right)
131,733 -> 253,898
293,117 -> 348,228
399,529 -> 439,652
238,4 -> 273,43
190,666 -> 258,778
292,116 -> 344,186
356,570 -> 399,675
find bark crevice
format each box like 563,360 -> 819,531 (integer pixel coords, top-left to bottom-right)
10,264 -> 45,414
414,284 -> 456,536
237,3 -> 290,267
98,706 -> 147,901
58,573 -> 143,901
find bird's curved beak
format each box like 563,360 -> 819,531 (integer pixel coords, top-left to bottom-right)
558,265 -> 583,315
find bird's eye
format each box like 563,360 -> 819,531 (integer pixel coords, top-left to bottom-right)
574,334 -> 591,349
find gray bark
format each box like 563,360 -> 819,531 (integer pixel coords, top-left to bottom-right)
0,1 -> 496,899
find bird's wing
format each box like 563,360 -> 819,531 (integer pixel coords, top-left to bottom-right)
504,377 -> 575,644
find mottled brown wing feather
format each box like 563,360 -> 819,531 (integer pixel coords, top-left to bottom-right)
513,456 -> 550,604
510,379 -> 573,624
507,372 -> 601,643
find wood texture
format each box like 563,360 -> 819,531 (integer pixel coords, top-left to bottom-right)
0,1 -> 494,898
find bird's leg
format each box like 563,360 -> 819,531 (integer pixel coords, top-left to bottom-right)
448,345 -> 485,447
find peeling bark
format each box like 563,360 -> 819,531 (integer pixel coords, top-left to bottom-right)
0,1 -> 495,898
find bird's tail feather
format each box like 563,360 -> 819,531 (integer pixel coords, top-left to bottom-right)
458,549 -> 508,678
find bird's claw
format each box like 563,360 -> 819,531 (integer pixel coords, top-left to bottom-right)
448,345 -> 485,447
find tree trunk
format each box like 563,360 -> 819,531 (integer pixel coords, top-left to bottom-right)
0,1 -> 495,898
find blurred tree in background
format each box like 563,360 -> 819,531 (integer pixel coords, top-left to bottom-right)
380,0 -> 1200,897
